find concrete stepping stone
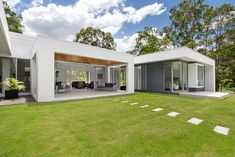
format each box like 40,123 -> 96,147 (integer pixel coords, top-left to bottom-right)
187,117 -> 203,125
140,105 -> 149,108
152,108 -> 163,112
167,111 -> 179,117
130,102 -> 138,105
121,101 -> 129,103
213,125 -> 230,135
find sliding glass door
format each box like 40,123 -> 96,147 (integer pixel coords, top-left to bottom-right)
172,61 -> 183,92
134,65 -> 147,91
164,61 -> 188,92
164,63 -> 172,92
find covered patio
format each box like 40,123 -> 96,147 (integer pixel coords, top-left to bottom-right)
30,36 -> 134,102
54,53 -> 129,100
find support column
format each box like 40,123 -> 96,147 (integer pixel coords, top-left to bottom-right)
107,66 -> 111,83
126,62 -> 135,93
205,65 -> 216,92
37,49 -> 55,102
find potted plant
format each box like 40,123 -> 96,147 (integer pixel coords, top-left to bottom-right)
120,81 -> 126,90
1,78 -> 26,99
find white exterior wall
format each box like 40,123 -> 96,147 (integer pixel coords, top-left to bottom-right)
30,54 -> 38,101
205,65 -> 216,92
36,45 -> 54,102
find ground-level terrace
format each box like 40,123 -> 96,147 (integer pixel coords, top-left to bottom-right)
54,53 -> 129,101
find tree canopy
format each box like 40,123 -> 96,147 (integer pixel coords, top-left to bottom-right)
74,27 -> 116,50
129,27 -> 166,56
162,0 -> 214,49
3,1 -> 23,33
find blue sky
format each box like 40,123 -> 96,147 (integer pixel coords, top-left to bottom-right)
6,0 -> 235,51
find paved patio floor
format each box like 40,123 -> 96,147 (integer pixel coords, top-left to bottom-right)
179,91 -> 230,99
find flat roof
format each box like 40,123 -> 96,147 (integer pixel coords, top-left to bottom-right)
134,47 -> 215,66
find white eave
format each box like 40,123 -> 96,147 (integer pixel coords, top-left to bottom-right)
0,0 -> 11,56
9,32 -> 36,59
31,35 -> 135,63
134,47 -> 215,66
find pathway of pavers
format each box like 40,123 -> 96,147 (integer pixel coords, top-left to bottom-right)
114,98 -> 230,136
130,102 -> 138,105
213,125 -> 230,135
121,101 -> 129,103
152,108 -> 163,112
140,105 -> 149,108
187,117 -> 203,125
167,111 -> 179,117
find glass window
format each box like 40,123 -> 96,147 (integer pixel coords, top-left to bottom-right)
95,67 -> 105,81
135,66 -> 142,90
172,61 -> 183,91
71,70 -> 89,83
0,57 -> 16,94
164,63 -> 172,91
17,59 -> 30,92
197,65 -> 204,86
66,70 -> 71,85
120,66 -> 126,87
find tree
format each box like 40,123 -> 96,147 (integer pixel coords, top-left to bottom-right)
3,1 -> 23,33
162,26 -> 178,49
210,4 -> 235,90
75,27 -> 116,50
131,26 -> 165,56
167,0 -> 211,49
198,5 -> 215,55
217,27 -> 235,90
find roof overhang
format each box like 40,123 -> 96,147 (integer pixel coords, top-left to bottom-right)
0,1 -> 11,56
55,53 -> 125,66
32,35 -> 135,64
134,47 -> 215,66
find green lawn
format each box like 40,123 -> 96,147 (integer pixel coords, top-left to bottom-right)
0,93 -> 235,157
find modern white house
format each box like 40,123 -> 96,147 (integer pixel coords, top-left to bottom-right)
0,1 -> 222,102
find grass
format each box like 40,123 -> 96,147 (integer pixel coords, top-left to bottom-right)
0,92 -> 235,157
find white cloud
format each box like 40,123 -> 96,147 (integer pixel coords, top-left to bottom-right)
115,33 -> 138,52
5,0 -> 21,8
31,0 -> 43,7
124,3 -> 166,24
76,0 -> 124,15
21,0 -> 166,42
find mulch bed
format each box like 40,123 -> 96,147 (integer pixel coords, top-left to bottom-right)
0,96 -> 35,106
